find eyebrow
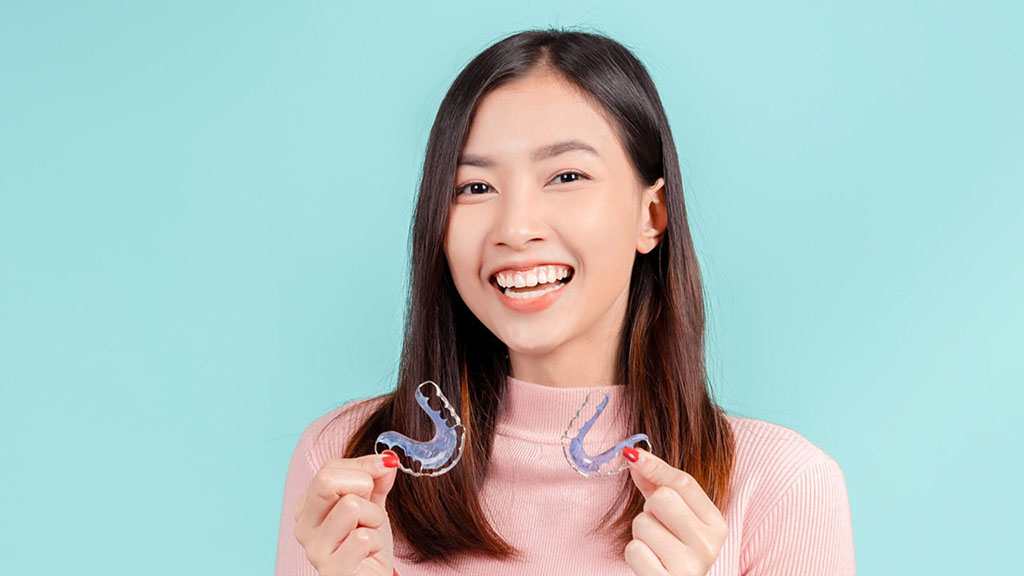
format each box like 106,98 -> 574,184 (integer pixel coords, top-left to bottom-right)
457,139 -> 600,168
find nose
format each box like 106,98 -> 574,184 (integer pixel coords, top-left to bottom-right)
492,178 -> 548,250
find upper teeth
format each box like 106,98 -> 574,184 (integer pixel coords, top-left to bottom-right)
495,265 -> 572,288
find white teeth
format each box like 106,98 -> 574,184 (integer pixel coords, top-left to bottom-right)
495,265 -> 573,288
502,280 -> 567,299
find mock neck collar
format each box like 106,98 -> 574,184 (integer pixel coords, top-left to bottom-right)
495,374 -> 631,444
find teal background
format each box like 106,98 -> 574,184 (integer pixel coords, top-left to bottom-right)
1,1 -> 1021,573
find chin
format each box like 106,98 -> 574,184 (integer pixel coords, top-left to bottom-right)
501,334 -> 567,357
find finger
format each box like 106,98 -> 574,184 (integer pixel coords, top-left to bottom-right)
624,538 -> 670,576
624,447 -> 683,497
296,453 -> 396,531
307,494 -> 387,567
368,450 -> 399,509
643,485 -> 704,546
631,510 -> 692,575
625,447 -> 722,527
325,493 -> 387,533
327,526 -> 387,575
626,458 -> 659,500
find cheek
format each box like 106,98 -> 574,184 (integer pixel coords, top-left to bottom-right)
564,196 -> 637,265
558,198 -> 637,301
445,210 -> 485,285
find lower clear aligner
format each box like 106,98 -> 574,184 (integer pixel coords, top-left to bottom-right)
561,390 -> 653,478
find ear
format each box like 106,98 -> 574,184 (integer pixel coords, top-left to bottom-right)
636,177 -> 667,255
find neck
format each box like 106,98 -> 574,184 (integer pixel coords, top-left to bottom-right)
508,339 -> 619,388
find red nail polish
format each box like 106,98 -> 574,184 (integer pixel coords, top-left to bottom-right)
622,446 -> 639,463
382,451 -> 399,468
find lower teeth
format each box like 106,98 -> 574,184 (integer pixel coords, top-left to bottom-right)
503,281 -> 567,299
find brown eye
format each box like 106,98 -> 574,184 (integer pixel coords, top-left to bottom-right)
454,182 -> 492,196
553,171 -> 587,184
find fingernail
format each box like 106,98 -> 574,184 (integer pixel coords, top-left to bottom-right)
622,446 -> 639,463
382,450 -> 399,469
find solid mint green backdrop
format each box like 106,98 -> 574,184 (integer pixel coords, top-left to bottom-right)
1,1 -> 1021,573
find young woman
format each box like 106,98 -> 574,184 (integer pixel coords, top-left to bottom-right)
275,29 -> 855,576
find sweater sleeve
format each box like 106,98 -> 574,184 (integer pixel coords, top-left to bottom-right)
741,454 -> 856,575
274,423 -> 321,576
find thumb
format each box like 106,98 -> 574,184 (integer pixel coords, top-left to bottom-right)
369,450 -> 399,508
623,446 -> 676,499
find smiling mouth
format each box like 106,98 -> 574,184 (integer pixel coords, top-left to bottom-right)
490,268 -> 575,298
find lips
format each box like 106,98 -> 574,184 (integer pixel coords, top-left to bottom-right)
490,268 -> 574,313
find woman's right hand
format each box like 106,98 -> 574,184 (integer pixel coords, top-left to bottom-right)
292,451 -> 400,576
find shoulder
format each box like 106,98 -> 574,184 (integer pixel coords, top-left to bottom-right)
724,412 -> 835,467
722,413 -> 849,528
722,413 -> 856,571
295,393 -> 392,470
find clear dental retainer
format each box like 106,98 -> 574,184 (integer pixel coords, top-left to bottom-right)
374,380 -> 466,477
561,390 -> 653,478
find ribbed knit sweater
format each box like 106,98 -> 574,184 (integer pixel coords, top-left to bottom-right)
275,375 -> 856,575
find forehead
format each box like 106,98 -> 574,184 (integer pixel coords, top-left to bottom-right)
460,70 -> 622,162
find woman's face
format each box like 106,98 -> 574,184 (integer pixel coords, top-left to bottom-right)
444,68 -> 665,361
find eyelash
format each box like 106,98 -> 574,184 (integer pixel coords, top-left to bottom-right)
453,170 -> 589,196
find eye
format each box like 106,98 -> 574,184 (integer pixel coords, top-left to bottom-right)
551,170 -> 588,184
453,182 -> 493,196
453,171 -> 589,197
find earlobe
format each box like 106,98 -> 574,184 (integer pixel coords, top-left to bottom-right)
637,177 -> 667,254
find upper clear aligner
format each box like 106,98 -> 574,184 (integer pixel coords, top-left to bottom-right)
374,380 -> 466,477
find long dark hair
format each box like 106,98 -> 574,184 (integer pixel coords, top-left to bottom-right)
327,27 -> 736,565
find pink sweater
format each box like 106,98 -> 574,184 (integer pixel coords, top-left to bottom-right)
275,376 -> 856,575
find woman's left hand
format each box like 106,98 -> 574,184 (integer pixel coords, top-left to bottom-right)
621,446 -> 729,576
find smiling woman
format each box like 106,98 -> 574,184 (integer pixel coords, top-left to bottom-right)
445,65 -> 667,359
276,27 -> 855,576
